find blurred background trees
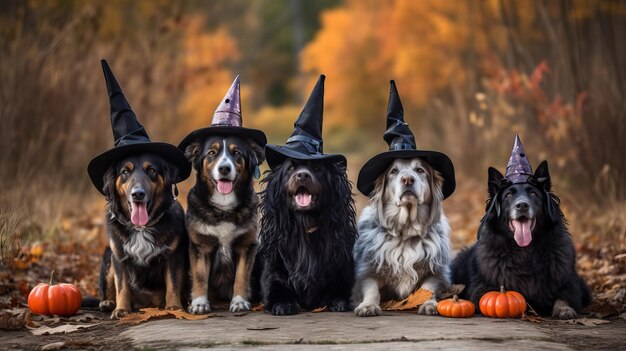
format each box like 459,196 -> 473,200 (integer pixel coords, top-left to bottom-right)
1,0 -> 625,261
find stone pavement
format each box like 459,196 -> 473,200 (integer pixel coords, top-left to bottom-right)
119,311 -> 624,350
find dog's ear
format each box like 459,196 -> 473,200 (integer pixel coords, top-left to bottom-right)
184,142 -> 202,166
247,139 -> 266,165
481,167 -> 503,227
372,172 -> 388,226
534,160 -> 560,223
487,167 -> 504,197
161,161 -> 180,199
534,160 -> 552,191
246,139 -> 265,179
427,169 -> 445,227
102,166 -> 117,202
162,161 -> 179,187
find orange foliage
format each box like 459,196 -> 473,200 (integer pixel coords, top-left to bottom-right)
177,16 -> 242,138
302,0 -> 499,131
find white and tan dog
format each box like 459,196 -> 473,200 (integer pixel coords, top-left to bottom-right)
352,158 -> 451,316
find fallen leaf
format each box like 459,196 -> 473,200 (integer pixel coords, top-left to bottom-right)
521,313 -> 546,324
439,284 -> 465,299
41,342 -> 66,350
68,313 -> 100,323
117,308 -> 210,325
28,323 -> 101,335
251,303 -> 264,312
0,311 -> 27,330
559,318 -> 610,327
311,306 -> 327,313
381,289 -> 433,311
166,308 -> 212,321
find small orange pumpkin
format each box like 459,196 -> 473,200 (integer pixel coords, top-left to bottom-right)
479,285 -> 526,318
28,270 -> 82,316
437,294 -> 475,318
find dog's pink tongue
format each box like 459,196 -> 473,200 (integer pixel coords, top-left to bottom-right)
217,180 -> 233,194
131,202 -> 149,226
511,219 -> 532,247
295,192 -> 312,207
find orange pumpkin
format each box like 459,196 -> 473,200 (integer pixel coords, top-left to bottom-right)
437,294 -> 475,318
479,286 -> 526,318
28,270 -> 82,316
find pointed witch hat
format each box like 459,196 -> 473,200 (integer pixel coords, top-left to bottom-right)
357,80 -> 455,198
264,75 -> 346,169
178,76 -> 267,152
88,60 -> 191,194
505,134 -> 533,183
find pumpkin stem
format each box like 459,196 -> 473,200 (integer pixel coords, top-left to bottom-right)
50,270 -> 57,286
453,294 -> 459,302
500,285 -> 505,294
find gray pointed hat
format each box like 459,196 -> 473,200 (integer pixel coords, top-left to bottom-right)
178,76 -> 267,151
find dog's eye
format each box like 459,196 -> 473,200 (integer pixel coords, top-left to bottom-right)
147,167 -> 156,174
313,166 -> 320,171
505,193 -> 512,198
530,191 -> 538,197
121,169 -> 130,175
288,165 -> 295,171
415,168 -> 425,173
207,150 -> 217,156
390,169 -> 398,174
233,150 -> 241,156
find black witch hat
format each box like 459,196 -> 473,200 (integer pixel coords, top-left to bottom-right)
265,75 -> 346,169
88,60 -> 191,194
178,76 -> 267,152
357,80 -> 455,198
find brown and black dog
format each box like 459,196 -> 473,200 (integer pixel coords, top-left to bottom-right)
184,135 -> 264,313
99,154 -> 189,319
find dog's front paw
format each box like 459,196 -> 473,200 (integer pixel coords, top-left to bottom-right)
552,305 -> 577,320
229,295 -> 251,312
188,296 -> 211,314
165,304 -> 183,311
327,298 -> 351,312
270,302 -> 299,316
110,309 -> 129,319
354,302 -> 382,317
99,300 -> 115,312
418,300 -> 438,316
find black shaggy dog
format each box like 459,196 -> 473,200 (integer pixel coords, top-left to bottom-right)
257,159 -> 358,315
451,161 -> 591,319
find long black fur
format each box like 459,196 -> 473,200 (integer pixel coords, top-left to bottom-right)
451,161 -> 591,316
257,159 -> 358,315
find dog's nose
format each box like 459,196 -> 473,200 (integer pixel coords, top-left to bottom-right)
131,188 -> 146,201
515,201 -> 530,211
296,171 -> 310,180
401,175 -> 415,186
218,165 -> 231,176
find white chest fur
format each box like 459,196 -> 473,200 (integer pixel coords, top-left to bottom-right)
123,227 -> 164,266
190,220 -> 246,246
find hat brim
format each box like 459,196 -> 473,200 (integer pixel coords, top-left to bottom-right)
178,126 -> 267,152
265,144 -> 346,170
357,150 -> 455,199
88,142 -> 192,195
